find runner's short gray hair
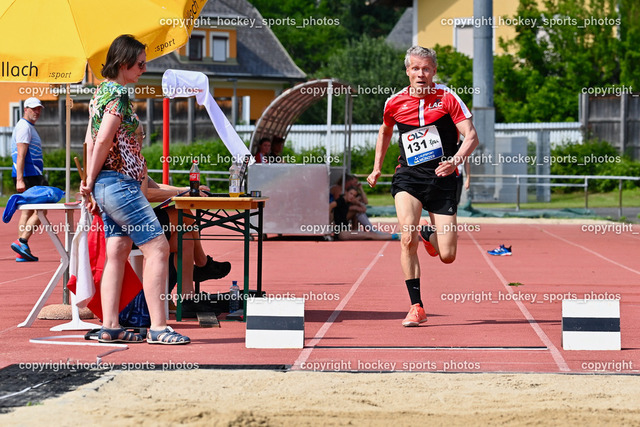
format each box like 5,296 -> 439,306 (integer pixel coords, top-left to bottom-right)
404,46 -> 437,68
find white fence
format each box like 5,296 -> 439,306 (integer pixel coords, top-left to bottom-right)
0,127 -> 12,157
1,122 -> 583,157
237,122 -> 583,153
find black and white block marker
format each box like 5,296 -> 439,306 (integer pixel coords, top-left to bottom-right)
562,299 -> 621,350
245,298 -> 304,349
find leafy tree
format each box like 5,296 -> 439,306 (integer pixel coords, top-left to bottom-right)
249,0 -> 404,72
249,0 -> 345,73
314,35 -> 406,124
619,0 -> 640,89
431,44 -> 474,109
325,0 -> 404,41
306,40 -> 474,125
496,0 -> 622,122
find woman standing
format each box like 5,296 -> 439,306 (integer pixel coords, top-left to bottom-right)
80,35 -> 189,344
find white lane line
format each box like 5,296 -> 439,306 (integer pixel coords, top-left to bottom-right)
467,231 -> 570,372
540,228 -> 640,276
292,242 -> 390,369
0,269 -> 56,286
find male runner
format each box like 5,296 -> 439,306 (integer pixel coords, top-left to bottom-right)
367,46 -> 479,327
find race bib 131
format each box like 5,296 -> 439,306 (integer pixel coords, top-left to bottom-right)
401,125 -> 443,166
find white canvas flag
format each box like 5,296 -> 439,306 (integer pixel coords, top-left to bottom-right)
162,69 -> 253,164
68,205 -> 94,308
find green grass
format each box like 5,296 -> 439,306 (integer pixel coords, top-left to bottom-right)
474,188 -> 640,210
366,193 -> 395,206
1,186 -> 637,213
364,188 -> 640,209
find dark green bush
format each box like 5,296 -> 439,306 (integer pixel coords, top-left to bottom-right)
5,137 -> 636,198
550,139 -> 640,192
348,143 -> 400,194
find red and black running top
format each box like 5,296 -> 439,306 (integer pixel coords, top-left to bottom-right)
383,84 -> 472,178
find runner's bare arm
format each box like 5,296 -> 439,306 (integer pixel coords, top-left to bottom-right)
464,158 -> 471,189
435,118 -> 479,177
367,122 -> 394,187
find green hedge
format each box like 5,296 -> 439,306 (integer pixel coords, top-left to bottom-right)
550,140 -> 640,192
3,138 -> 637,196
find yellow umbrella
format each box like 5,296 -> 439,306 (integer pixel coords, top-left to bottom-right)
0,0 -> 207,201
0,0 -> 207,307
0,0 -> 207,83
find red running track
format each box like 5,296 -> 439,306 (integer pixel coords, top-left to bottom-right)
0,209 -> 638,374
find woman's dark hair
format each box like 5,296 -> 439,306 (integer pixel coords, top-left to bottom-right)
259,137 -> 271,146
335,173 -> 356,187
101,34 -> 146,79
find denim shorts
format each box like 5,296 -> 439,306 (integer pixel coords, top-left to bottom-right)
94,170 -> 164,246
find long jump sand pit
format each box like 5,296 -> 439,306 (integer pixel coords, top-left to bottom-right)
2,369 -> 640,426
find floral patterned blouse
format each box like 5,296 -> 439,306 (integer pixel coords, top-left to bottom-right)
89,81 -> 146,181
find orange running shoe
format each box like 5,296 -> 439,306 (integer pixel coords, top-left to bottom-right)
419,220 -> 438,257
402,303 -> 428,327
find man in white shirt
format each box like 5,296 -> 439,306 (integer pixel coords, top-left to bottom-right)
10,97 -> 48,262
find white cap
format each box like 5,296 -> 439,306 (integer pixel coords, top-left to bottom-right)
24,97 -> 43,109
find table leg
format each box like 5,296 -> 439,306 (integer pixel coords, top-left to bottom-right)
18,211 -> 69,328
243,208 -> 250,319
257,203 -> 264,295
176,209 -> 184,322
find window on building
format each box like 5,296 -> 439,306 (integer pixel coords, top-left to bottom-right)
453,17 -> 496,58
454,19 -> 474,58
212,35 -> 228,62
11,105 -> 21,126
189,35 -> 204,61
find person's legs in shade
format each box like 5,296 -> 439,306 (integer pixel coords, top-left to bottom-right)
163,207 -> 231,285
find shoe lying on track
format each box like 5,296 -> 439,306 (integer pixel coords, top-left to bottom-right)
193,255 -> 231,282
402,303 -> 428,327
11,239 -> 38,261
487,244 -> 512,256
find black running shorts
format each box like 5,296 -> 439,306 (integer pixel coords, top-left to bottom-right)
455,171 -> 463,205
13,175 -> 48,189
391,173 -> 458,216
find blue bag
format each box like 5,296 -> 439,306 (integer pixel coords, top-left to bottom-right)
118,290 -> 151,328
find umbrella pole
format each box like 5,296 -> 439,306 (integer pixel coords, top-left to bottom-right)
163,97 -> 170,184
66,85 -> 71,203
63,84 -> 72,304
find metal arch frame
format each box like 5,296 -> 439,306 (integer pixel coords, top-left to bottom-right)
250,78 -> 355,176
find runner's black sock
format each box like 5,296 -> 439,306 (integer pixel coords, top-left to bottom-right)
420,223 -> 435,242
405,278 -> 422,307
19,237 -> 28,244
